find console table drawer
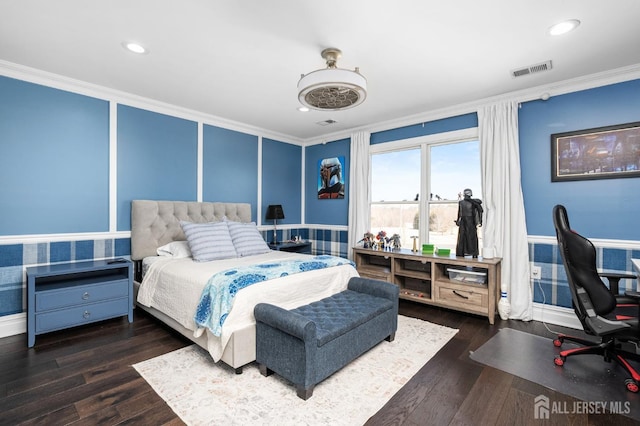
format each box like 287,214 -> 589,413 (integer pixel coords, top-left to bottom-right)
435,282 -> 488,311
35,279 -> 130,312
35,298 -> 129,333
358,269 -> 392,282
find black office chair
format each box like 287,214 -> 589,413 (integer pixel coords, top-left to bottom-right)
552,204 -> 640,393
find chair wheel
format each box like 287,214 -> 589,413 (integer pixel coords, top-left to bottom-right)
553,339 -> 562,347
625,379 -> 639,393
554,356 -> 565,366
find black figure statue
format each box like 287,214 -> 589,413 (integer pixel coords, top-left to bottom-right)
455,188 -> 483,257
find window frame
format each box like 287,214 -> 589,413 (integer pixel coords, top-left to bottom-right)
369,127 -> 479,246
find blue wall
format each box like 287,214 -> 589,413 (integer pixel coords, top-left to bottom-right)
530,241 -> 640,307
305,138 -> 351,225
371,113 -> 478,144
0,76 -> 305,319
262,138 -> 302,225
2,69 -> 640,320
117,105 -> 198,230
203,125 -> 259,220
520,79 -> 640,240
0,76 -> 110,235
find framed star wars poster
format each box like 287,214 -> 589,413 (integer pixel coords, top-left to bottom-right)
318,156 -> 345,199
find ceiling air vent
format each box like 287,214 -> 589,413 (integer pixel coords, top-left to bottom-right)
511,60 -> 552,78
316,119 -> 337,126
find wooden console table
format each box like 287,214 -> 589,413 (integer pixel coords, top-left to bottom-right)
353,247 -> 502,324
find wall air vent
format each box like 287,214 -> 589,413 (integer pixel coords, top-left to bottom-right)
511,60 -> 552,78
316,119 -> 337,126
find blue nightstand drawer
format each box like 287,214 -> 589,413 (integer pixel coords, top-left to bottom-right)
35,297 -> 130,333
35,279 -> 130,312
27,259 -> 134,347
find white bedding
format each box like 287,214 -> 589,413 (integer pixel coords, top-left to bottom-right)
137,250 -> 359,361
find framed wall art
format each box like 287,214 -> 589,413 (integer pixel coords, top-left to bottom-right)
551,121 -> 640,182
317,156 -> 345,199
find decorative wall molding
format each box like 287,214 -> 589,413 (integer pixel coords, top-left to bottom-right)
528,234 -> 640,249
0,59 -> 303,146
0,231 -> 131,245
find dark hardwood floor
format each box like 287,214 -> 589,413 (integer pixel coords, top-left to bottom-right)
0,302 -> 635,425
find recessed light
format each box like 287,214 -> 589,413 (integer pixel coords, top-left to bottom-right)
548,19 -> 580,36
123,42 -> 148,54
297,106 -> 310,112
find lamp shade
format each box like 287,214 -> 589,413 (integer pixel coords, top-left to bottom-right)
265,205 -> 285,220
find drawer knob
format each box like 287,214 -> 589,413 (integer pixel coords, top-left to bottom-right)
82,292 -> 90,300
83,310 -> 91,319
453,290 -> 469,300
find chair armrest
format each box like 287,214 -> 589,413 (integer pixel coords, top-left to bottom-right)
599,272 -> 637,295
623,290 -> 640,300
254,303 -> 316,340
348,276 -> 399,301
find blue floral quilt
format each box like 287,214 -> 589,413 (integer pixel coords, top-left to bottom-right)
194,255 -> 355,336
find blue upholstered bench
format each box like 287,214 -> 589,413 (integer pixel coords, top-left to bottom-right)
254,276 -> 399,399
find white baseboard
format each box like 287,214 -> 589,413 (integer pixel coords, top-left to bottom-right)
532,303 -> 582,330
0,312 -> 26,339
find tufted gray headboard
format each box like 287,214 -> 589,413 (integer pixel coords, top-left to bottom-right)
131,200 -> 252,261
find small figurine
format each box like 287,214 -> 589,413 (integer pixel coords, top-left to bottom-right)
390,234 -> 401,250
376,231 -> 387,251
361,232 -> 375,249
455,188 -> 483,257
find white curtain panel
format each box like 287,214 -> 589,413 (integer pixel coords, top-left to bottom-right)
348,131 -> 371,260
478,102 -> 532,320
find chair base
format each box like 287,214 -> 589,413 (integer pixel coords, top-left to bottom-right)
554,333 -> 640,393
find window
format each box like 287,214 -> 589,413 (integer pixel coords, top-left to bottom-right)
369,130 -> 481,251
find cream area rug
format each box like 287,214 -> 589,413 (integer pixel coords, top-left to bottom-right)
133,316 -> 458,426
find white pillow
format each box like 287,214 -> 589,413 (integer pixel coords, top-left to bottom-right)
156,241 -> 192,258
180,221 -> 237,262
226,221 -> 270,257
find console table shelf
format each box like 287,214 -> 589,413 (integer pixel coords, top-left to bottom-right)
27,259 -> 133,347
353,247 -> 501,324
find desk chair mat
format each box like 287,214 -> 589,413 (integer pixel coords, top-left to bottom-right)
470,328 -> 639,421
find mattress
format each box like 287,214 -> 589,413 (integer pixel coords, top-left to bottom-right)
137,250 -> 359,362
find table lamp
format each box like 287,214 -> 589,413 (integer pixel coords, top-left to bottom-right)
265,204 -> 285,244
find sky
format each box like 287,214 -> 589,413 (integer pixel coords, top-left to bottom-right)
371,140 -> 481,202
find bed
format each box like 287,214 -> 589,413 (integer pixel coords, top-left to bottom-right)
131,200 -> 359,372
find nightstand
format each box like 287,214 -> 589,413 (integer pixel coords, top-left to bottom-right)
26,259 -> 133,347
269,241 -> 312,254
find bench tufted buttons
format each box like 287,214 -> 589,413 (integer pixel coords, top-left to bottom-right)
291,290 -> 393,346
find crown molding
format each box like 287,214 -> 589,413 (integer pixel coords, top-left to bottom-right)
303,63 -> 640,146
2,59 -> 639,149
0,60 -> 304,146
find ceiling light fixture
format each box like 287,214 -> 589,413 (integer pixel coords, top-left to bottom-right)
548,19 -> 580,36
123,42 -> 148,54
298,48 -> 367,111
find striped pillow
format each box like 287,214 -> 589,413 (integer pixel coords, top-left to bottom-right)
180,221 -> 237,262
226,221 -> 270,257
